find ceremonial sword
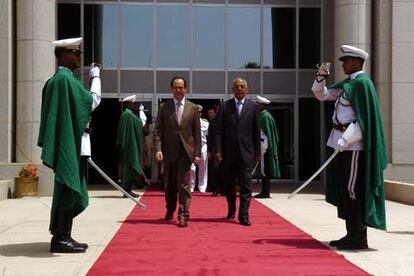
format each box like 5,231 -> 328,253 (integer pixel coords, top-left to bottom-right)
288,149 -> 339,199
87,158 -> 147,209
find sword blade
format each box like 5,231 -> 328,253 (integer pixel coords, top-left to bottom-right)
87,158 -> 147,209
250,160 -> 260,177
288,150 -> 339,199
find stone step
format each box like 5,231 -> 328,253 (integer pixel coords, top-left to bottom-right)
0,180 -> 12,201
385,180 -> 414,205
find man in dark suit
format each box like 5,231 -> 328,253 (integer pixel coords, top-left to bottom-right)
153,77 -> 201,228
215,78 -> 261,226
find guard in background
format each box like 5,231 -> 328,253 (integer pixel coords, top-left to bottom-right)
38,37 -> 101,253
190,105 -> 209,193
116,95 -> 143,198
311,45 -> 387,250
254,96 -> 280,199
207,106 -> 222,196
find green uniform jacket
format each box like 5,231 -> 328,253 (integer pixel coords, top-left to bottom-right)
37,68 -> 92,231
259,110 -> 281,178
328,73 -> 387,230
116,109 -> 143,183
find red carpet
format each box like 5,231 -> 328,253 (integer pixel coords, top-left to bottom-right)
88,191 -> 370,275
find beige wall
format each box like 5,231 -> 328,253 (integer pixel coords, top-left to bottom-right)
383,1 -> 414,183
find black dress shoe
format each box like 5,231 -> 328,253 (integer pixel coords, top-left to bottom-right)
178,220 -> 188,227
255,193 -> 270,199
226,212 -> 235,219
123,191 -> 140,198
239,219 -> 251,226
329,235 -> 349,247
164,212 -> 173,221
50,236 -> 86,253
69,236 -> 88,249
336,241 -> 368,250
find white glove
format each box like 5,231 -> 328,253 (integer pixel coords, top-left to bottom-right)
317,62 -> 330,76
336,138 -> 349,152
89,66 -> 100,79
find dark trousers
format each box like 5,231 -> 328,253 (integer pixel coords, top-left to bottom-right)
259,152 -> 271,195
223,150 -> 253,220
208,159 -> 223,193
51,185 -> 76,239
51,156 -> 88,239
163,145 -> 192,221
337,151 -> 367,242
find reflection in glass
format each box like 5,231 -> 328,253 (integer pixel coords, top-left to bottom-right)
299,8 -> 320,68
193,7 -> 225,69
84,4 -> 117,67
121,5 -> 153,68
157,6 -> 190,68
263,7 -> 295,69
228,7 -> 260,69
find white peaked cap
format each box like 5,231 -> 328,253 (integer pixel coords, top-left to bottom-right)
197,105 -> 203,112
122,95 -> 137,103
52,37 -> 83,50
256,95 -> 270,105
338,45 -> 369,61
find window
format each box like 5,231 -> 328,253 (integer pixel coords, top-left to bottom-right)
193,6 -> 225,69
299,8 -> 320,68
121,4 -> 153,68
84,4 -> 117,67
157,6 -> 190,68
228,7 -> 260,69
263,7 -> 295,69
58,4 -> 80,39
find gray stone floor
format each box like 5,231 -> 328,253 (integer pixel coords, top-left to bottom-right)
0,184 -> 413,276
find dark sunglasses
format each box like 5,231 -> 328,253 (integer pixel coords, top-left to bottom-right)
66,49 -> 83,55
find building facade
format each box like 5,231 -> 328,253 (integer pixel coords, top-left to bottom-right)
1,1 -> 414,194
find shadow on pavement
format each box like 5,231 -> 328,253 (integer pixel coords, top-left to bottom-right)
0,242 -> 57,258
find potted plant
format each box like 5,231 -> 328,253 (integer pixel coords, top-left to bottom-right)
14,164 -> 39,198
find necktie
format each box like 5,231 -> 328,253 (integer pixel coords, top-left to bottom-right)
237,101 -> 242,115
176,101 -> 183,124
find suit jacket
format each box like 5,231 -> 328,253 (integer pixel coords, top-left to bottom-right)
153,99 -> 201,163
207,117 -> 217,153
216,98 -> 260,165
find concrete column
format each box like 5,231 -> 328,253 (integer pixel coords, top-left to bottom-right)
15,0 -> 55,163
390,1 -> 414,166
373,0 -> 392,161
0,0 -> 13,163
333,0 -> 371,80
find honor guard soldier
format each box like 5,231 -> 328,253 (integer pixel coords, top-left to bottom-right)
190,105 -> 209,193
38,37 -> 102,253
311,45 -> 387,250
116,95 -> 144,198
254,96 -> 281,199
